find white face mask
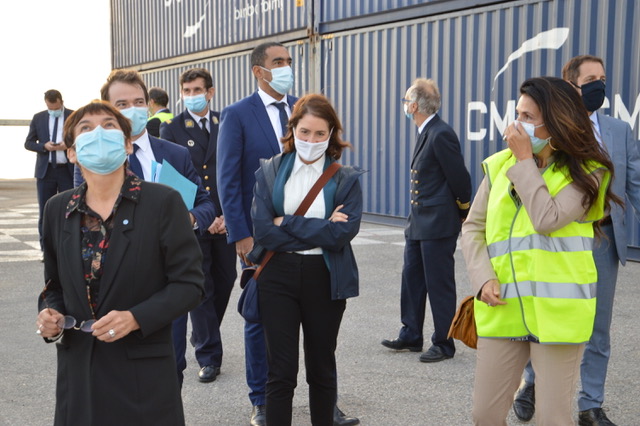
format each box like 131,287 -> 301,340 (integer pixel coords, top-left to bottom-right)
293,128 -> 332,163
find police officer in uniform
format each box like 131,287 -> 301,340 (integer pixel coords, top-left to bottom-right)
161,67 -> 237,386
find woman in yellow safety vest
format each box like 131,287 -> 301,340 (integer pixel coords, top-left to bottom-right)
461,76 -> 621,426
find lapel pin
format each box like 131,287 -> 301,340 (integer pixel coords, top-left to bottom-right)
123,219 -> 129,225
212,117 -> 219,125
185,119 -> 194,128
187,140 -> 195,147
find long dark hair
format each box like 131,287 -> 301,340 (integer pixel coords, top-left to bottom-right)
519,77 -> 621,225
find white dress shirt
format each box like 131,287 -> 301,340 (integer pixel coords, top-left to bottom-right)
257,88 -> 290,151
49,113 -> 67,164
589,111 -> 603,146
132,131 -> 157,181
187,109 -> 210,133
284,154 -> 326,255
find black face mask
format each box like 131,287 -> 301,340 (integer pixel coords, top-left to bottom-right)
576,79 -> 606,112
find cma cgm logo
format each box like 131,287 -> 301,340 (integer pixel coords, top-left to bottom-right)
466,27 -> 640,141
467,94 -> 640,142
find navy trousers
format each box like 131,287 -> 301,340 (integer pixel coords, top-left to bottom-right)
36,165 -> 73,249
399,235 -> 458,357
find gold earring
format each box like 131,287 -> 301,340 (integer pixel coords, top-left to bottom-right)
548,138 -> 558,151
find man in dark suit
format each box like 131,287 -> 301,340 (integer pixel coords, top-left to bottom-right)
382,78 -> 472,363
512,55 -> 640,426
24,89 -> 74,250
160,68 -> 237,387
218,42 -> 359,426
146,86 -> 173,137
96,69 -> 218,388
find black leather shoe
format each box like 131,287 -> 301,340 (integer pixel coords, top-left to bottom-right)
197,365 -> 220,383
333,405 -> 360,426
512,381 -> 535,422
381,338 -> 423,352
250,405 -> 266,426
419,345 -> 453,363
579,408 -> 616,426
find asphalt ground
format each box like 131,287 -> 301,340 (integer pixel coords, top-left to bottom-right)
1,178 -> 638,425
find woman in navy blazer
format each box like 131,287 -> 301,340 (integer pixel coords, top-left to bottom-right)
249,94 -> 364,425
35,101 -> 204,426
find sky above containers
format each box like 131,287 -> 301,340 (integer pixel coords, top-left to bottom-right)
0,1 -> 111,179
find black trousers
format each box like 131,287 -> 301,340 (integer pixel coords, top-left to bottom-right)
258,253 -> 346,426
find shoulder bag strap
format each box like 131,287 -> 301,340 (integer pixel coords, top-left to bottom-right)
254,162 -> 341,280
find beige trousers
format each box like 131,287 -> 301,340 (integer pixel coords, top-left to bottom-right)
472,338 -> 585,426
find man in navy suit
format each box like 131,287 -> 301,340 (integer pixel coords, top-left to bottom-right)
218,42 -> 359,426
97,69 -> 218,388
24,89 -> 74,250
382,78 -> 472,363
160,68 -> 237,387
512,55 -> 640,426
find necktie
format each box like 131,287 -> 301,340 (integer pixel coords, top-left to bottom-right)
51,117 -> 59,165
129,144 -> 143,179
200,117 -> 210,140
272,102 -> 289,137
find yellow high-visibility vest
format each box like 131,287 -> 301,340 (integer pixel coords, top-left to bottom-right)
475,149 -> 610,344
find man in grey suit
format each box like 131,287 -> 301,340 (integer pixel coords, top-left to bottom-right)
512,55 -> 640,426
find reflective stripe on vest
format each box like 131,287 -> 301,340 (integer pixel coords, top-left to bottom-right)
475,149 -> 608,344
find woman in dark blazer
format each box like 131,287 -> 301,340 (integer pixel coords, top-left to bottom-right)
249,94 -> 364,426
35,101 -> 204,426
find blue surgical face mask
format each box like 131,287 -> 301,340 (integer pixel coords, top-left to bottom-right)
261,66 -> 294,95
403,103 -> 413,120
183,93 -> 209,113
120,106 -> 148,136
517,120 -> 550,154
48,108 -> 63,118
74,126 -> 127,175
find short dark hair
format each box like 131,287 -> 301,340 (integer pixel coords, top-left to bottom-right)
63,100 -> 132,148
100,69 -> 150,103
179,68 -> 213,89
562,55 -> 605,83
44,90 -> 62,103
251,42 -> 285,68
148,87 -> 169,107
281,94 -> 351,160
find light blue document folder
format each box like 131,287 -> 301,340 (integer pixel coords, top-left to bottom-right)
158,161 -> 197,210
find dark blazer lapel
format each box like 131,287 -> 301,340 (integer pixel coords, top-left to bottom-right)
250,93 -> 280,156
62,212 -> 94,319
96,199 -> 135,311
411,114 -> 440,168
148,137 -> 165,164
181,112 -> 207,150
203,111 -> 218,164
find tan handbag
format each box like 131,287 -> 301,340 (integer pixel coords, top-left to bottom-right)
447,295 -> 477,349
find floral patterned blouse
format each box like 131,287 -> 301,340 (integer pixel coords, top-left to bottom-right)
65,171 -> 142,313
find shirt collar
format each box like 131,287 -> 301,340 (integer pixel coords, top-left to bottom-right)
291,153 -> 325,176
133,130 -> 151,153
65,170 -> 142,219
418,113 -> 435,134
187,108 -> 209,123
258,88 -> 288,109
